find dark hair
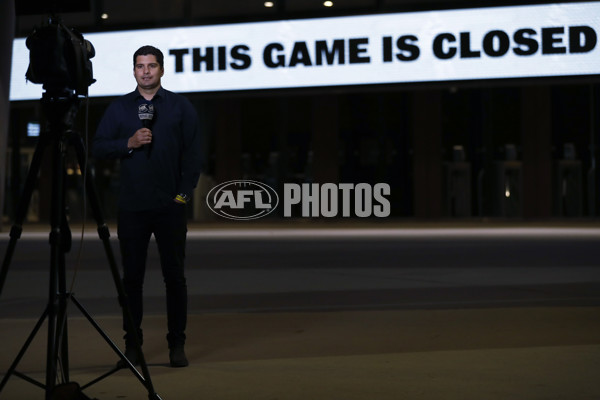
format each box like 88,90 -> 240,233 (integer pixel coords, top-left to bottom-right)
133,45 -> 164,68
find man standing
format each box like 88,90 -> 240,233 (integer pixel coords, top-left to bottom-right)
93,45 -> 203,368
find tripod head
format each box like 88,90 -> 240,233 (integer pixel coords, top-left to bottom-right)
40,89 -> 82,141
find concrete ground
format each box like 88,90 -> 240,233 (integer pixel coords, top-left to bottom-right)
1,223 -> 600,399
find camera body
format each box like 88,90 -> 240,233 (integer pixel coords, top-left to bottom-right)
25,18 -> 95,96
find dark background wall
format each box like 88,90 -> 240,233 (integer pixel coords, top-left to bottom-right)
3,0 -> 600,224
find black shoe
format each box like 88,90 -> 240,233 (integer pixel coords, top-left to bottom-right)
116,347 -> 139,369
169,346 -> 189,368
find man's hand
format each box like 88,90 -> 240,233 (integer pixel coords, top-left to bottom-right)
128,128 -> 152,149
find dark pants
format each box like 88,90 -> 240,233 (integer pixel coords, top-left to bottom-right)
118,202 -> 188,349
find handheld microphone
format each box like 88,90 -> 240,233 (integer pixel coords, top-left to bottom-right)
138,103 -> 154,157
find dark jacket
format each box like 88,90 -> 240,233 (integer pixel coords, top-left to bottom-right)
93,87 -> 204,211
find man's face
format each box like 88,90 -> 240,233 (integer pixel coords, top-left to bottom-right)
134,54 -> 164,91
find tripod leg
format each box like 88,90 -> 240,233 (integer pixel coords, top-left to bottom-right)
0,307 -> 49,392
55,209 -> 73,384
45,134 -> 71,399
0,134 -> 50,297
71,134 -> 161,399
0,133 -> 75,397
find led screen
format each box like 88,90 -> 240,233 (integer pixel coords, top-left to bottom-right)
9,1 -> 600,100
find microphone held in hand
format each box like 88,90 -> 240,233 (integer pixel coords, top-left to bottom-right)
138,102 -> 154,128
138,103 -> 154,156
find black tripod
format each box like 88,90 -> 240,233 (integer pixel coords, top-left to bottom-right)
0,90 -> 162,400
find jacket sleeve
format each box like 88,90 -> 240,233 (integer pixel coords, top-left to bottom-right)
92,102 -> 131,160
177,98 -> 205,198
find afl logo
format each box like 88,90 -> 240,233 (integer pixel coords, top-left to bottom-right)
206,180 -> 279,220
138,103 -> 154,119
